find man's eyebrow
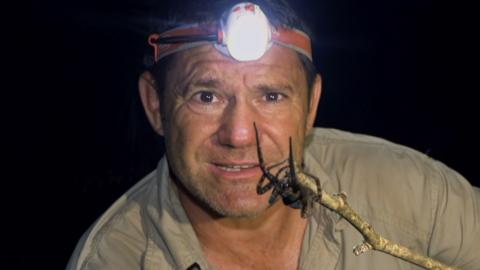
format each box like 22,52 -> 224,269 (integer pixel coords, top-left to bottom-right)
192,78 -> 222,89
256,83 -> 295,94
178,77 -> 222,96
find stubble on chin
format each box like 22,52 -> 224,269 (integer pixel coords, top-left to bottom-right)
173,172 -> 271,219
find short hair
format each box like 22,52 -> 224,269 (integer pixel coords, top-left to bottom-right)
145,0 -> 317,101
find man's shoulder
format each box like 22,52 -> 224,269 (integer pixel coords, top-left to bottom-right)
304,127 -> 465,200
66,170 -> 159,270
305,127 -> 473,191
305,128 -> 480,269
307,127 -> 422,153
306,127 -> 436,174
305,128 -> 456,239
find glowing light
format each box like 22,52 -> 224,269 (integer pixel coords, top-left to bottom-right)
149,2 -> 312,63
223,3 -> 271,61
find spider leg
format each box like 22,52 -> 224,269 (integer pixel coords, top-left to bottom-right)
254,122 -> 268,174
287,137 -> 315,215
258,160 -> 289,194
257,175 -> 275,194
301,197 -> 315,218
286,136 -> 301,193
302,172 -> 322,202
288,137 -> 297,180
260,160 -> 290,195
268,185 -> 283,205
298,174 -> 321,218
254,122 -> 284,194
274,165 -> 290,182
254,122 -> 287,172
257,160 -> 288,194
267,159 -> 288,170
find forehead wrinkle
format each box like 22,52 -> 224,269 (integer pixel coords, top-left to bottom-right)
169,44 -> 306,94
173,60 -> 226,94
240,63 -> 301,94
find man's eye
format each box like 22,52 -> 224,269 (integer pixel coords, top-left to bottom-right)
264,92 -> 284,102
193,91 -> 218,103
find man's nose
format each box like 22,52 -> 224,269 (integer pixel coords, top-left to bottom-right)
217,99 -> 256,148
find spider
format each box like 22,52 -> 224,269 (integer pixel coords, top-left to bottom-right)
253,123 -> 322,218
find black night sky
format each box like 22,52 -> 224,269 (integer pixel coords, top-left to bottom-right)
22,0 -> 478,268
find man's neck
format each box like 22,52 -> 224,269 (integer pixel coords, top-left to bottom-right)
178,190 -> 308,269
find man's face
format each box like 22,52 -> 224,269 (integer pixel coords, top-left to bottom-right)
148,44 -> 320,217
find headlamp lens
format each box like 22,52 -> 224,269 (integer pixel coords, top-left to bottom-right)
223,3 -> 271,61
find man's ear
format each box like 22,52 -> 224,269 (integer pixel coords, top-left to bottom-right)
138,71 -> 164,136
306,74 -> 322,134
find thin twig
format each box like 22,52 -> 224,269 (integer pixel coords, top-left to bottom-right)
308,177 -> 458,270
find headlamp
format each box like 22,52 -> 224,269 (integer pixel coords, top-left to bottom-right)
221,3 -> 271,61
148,2 -> 312,62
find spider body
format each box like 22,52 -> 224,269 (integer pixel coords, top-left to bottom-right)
254,123 -> 322,218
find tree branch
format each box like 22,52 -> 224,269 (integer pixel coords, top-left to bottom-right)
317,189 -> 458,270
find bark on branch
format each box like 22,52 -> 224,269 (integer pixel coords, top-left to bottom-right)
316,188 -> 458,270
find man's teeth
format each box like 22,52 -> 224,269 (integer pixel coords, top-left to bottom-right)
217,164 -> 256,172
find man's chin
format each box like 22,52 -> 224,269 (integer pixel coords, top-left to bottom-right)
203,193 -> 272,218
176,174 -> 273,218
214,203 -> 270,219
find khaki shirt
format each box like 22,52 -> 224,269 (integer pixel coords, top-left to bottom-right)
67,128 -> 480,270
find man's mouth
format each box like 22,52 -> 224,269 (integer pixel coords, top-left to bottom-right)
208,162 -> 261,178
215,164 -> 258,172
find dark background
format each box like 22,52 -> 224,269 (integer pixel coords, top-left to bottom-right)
23,0 -> 478,268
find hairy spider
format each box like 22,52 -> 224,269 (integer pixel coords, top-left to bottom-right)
254,123 -> 322,218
